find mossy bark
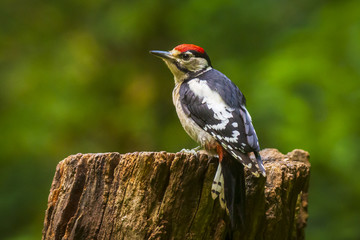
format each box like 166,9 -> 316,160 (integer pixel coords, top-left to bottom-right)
42,148 -> 310,240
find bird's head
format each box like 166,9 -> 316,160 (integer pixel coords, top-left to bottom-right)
150,44 -> 212,83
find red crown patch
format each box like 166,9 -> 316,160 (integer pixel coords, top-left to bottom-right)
174,44 -> 205,54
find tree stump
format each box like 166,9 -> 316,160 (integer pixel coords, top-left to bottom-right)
42,148 -> 310,240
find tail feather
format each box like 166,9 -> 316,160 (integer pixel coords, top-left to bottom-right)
255,151 -> 266,177
211,164 -> 222,199
211,164 -> 227,209
221,153 -> 246,230
219,187 -> 226,210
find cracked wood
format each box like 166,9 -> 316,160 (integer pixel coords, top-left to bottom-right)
42,148 -> 310,240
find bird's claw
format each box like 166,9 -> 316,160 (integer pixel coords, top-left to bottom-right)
180,146 -> 201,155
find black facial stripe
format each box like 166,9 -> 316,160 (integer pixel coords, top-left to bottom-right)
174,60 -> 189,73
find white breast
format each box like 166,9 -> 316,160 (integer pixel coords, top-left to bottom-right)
172,83 -> 217,153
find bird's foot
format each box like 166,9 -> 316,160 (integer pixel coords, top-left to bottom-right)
180,146 -> 202,155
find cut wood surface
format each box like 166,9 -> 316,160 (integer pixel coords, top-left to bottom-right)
42,148 -> 310,240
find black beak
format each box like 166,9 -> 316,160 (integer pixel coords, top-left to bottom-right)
149,50 -> 173,60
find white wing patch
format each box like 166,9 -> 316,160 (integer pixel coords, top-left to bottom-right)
223,130 -> 240,143
188,78 -> 234,131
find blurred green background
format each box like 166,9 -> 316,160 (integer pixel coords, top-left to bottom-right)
1,0 -> 359,239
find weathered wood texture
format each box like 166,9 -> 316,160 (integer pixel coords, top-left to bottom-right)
42,148 -> 310,240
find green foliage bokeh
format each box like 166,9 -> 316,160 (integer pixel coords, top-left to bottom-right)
0,0 -> 359,239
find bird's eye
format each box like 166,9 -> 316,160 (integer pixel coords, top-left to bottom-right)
182,53 -> 191,60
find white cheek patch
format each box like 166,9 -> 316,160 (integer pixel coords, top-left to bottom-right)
184,57 -> 208,72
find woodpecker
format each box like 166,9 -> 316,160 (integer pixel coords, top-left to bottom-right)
150,44 -> 266,229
